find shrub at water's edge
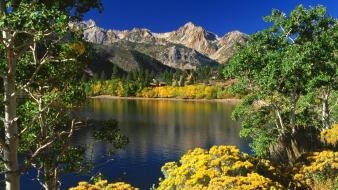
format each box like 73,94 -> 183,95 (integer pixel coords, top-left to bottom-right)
157,145 -> 286,190
70,143 -> 337,189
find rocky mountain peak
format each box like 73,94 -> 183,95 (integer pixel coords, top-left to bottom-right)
222,30 -> 246,39
80,20 -> 247,65
83,19 -> 97,27
210,31 -> 247,63
123,28 -> 156,43
218,31 -> 247,47
176,22 -> 218,41
164,22 -> 219,57
182,21 -> 200,30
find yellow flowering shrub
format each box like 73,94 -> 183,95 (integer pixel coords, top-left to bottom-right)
292,150 -> 338,189
321,124 -> 338,146
157,145 -> 285,190
69,180 -> 139,190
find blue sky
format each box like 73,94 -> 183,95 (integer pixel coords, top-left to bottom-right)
84,0 -> 338,35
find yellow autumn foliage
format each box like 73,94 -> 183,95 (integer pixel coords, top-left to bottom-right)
321,124 -> 338,146
292,150 -> 338,189
86,80 -> 121,96
69,146 -> 338,189
157,145 -> 285,190
138,84 -> 236,99
86,80 -> 240,100
69,180 -> 139,190
70,41 -> 86,56
116,81 -> 126,97
91,82 -> 103,96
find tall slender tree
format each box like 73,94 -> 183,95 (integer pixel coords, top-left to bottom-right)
0,1 -> 102,189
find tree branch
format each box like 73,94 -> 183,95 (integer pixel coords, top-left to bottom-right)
19,138 -> 56,174
49,58 -> 76,63
22,87 -> 39,103
19,92 -> 59,135
280,26 -> 295,44
56,120 -> 76,161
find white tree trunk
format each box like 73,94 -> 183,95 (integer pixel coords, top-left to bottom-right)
275,109 -> 285,134
3,44 -> 20,190
290,91 -> 297,134
321,90 -> 330,130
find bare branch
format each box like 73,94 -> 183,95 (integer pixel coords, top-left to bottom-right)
19,93 -> 59,135
2,27 -> 52,38
280,26 -> 295,43
49,58 -> 76,63
0,36 -> 10,45
20,43 -> 50,89
31,140 -> 55,159
28,164 -> 46,189
30,40 -> 37,65
56,120 -> 76,161
19,137 -> 56,174
22,87 -> 38,103
19,114 -> 39,135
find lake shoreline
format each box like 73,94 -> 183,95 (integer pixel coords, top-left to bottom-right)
90,95 -> 241,104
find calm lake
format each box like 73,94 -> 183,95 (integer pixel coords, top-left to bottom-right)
22,98 -> 250,190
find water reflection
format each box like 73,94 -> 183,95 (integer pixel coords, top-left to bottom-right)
77,99 -> 248,157
63,99 -> 250,190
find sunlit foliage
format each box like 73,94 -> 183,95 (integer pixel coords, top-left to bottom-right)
224,5 -> 337,157
320,124 -> 338,146
157,146 -> 285,189
138,84 -> 237,99
85,80 -> 237,100
292,150 -> 338,189
69,180 -> 139,190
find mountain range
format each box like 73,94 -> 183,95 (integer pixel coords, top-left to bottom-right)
77,20 -> 248,76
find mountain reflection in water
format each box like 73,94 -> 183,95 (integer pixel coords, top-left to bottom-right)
22,98 -> 250,190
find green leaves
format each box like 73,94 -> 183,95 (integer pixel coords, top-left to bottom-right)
224,5 -> 337,157
0,0 -> 104,189
1,3 -> 68,34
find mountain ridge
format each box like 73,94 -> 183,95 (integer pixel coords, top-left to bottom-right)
77,20 -> 247,73
80,20 -> 247,62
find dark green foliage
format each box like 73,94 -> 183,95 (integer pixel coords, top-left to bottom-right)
8,0 -> 102,19
18,98 -> 91,175
92,120 -> 129,155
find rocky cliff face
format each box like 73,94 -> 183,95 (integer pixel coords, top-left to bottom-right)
79,20 -> 247,71
161,22 -> 219,56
